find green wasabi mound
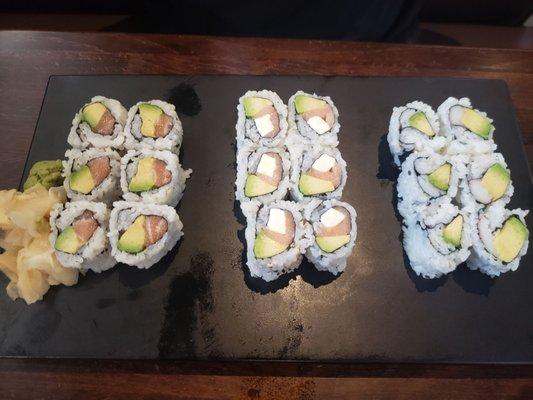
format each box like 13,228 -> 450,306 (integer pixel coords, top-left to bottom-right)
23,160 -> 63,191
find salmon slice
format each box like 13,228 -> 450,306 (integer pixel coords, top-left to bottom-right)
255,105 -> 280,138
256,152 -> 283,187
95,109 -> 116,135
316,207 -> 351,237
153,159 -> 172,187
144,215 -> 168,246
154,113 -> 173,138
307,161 -> 342,188
302,105 -> 334,128
72,210 -> 98,243
264,210 -> 295,246
87,156 -> 111,186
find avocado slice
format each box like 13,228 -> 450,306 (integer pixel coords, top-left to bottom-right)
409,111 -> 434,137
253,230 -> 288,259
129,158 -> 156,193
493,216 -> 528,263
316,235 -> 350,253
244,174 -> 277,198
118,215 -> 146,254
82,102 -> 107,130
70,165 -> 95,194
55,227 -> 81,254
443,215 -> 463,248
294,95 -> 327,114
481,164 -> 510,201
428,163 -> 451,191
139,103 -> 163,138
461,108 -> 493,139
298,174 -> 335,196
243,97 -> 273,118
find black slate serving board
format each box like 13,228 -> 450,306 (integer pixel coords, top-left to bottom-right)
2,75 -> 532,362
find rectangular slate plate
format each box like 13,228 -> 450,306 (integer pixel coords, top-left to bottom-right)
2,75 -> 532,363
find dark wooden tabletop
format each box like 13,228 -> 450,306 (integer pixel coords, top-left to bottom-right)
0,30 -> 532,399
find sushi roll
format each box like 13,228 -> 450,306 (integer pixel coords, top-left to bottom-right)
288,91 -> 340,147
236,90 -> 289,148
403,200 -> 472,279
304,199 -> 357,275
109,201 -> 183,269
120,149 -> 192,207
290,146 -> 347,202
123,100 -> 183,152
437,97 -> 496,154
459,153 -> 513,211
50,201 -> 115,273
235,146 -> 291,204
467,203 -> 529,277
387,101 -> 445,166
242,200 -> 312,281
67,96 -> 127,149
63,148 -> 121,203
397,152 -> 467,222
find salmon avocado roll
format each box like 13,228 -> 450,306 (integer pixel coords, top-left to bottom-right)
236,90 -> 288,148
68,96 -> 127,149
109,201 -> 183,269
63,148 -> 121,203
121,149 -> 191,207
50,201 -> 115,273
123,100 -> 183,152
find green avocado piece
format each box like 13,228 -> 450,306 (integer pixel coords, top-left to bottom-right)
428,163 -> 451,191
316,235 -> 350,253
23,160 -> 64,191
243,97 -> 273,118
443,215 -> 463,248
118,215 -> 146,254
461,108 -> 493,139
481,164 -> 510,201
298,174 -> 335,196
70,165 -> 95,194
82,102 -> 107,130
244,175 -> 277,198
493,216 -> 528,263
129,158 -> 156,193
139,103 -> 163,138
409,111 -> 434,137
253,231 -> 288,259
294,95 -> 327,114
55,227 -> 81,254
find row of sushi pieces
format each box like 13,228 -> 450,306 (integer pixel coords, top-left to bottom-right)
387,97 -> 529,279
50,96 -> 191,272
235,90 -> 356,281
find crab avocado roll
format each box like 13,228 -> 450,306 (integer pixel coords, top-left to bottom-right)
67,96 -> 127,149
242,200 -> 311,281
121,149 -> 192,207
109,201 -> 183,269
467,203 -> 529,277
63,148 -> 121,203
50,201 -> 115,273
290,146 -> 347,202
397,152 -> 467,222
387,101 -> 445,166
459,153 -> 513,212
288,91 -> 340,147
236,90 -> 288,148
304,199 -> 357,275
123,100 -> 183,152
403,200 -> 472,279
235,146 -> 291,204
437,97 -> 496,154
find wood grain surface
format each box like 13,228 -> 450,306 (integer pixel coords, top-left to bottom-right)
0,31 -> 532,399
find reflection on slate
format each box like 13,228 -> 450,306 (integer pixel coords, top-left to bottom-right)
0,75 -> 530,363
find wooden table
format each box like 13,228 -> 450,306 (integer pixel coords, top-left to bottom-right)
0,31 -> 532,399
